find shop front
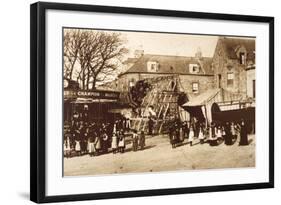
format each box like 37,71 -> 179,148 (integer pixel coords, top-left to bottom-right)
64,87 -> 121,124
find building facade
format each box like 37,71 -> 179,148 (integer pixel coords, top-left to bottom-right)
99,37 -> 256,126
212,37 -> 255,100
107,50 -> 214,99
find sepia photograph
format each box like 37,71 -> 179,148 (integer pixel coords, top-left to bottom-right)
63,28 -> 256,177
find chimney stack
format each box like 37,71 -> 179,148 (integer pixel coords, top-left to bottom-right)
195,47 -> 202,59
134,49 -> 144,58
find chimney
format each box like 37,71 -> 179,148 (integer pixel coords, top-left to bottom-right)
195,47 -> 202,59
134,49 -> 144,58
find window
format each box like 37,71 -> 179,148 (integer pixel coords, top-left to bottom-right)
239,52 -> 246,64
192,82 -> 199,93
147,61 -> 158,72
171,81 -> 177,90
129,78 -> 135,88
227,73 -> 234,87
189,64 -> 199,73
218,74 -> 222,88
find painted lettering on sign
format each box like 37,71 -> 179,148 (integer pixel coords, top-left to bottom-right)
64,89 -> 119,99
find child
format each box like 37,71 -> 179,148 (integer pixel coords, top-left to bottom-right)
188,126 -> 194,146
139,131 -> 146,150
118,131 -> 125,153
132,130 -> 138,152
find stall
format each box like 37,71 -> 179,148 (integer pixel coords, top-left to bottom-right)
64,82 -> 122,123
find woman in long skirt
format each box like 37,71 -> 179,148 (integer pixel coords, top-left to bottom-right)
132,130 -> 139,152
75,140 -> 81,156
216,125 -> 223,145
239,120 -> 249,145
209,122 -> 218,146
172,132 -> 177,148
118,131 -> 125,153
88,133 -> 96,157
198,125 -> 205,144
95,135 -> 101,155
64,135 -> 71,158
102,133 -> 109,154
230,122 -> 237,141
179,127 -> 184,143
169,126 -> 176,149
224,122 -> 232,145
188,126 -> 194,146
111,132 -> 118,154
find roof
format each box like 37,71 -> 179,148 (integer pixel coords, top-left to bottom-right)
121,54 -> 213,76
123,57 -> 138,64
182,88 -> 220,107
219,37 -> 255,61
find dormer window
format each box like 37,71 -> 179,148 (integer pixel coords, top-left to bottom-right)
147,61 -> 159,72
189,64 -> 200,73
239,52 -> 246,64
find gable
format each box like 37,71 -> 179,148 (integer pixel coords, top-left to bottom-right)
220,37 -> 256,62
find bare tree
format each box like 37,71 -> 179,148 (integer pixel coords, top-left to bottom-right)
63,29 -> 84,80
63,29 -> 128,90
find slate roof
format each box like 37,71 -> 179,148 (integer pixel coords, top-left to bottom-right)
123,57 -> 139,64
220,37 -> 255,61
120,54 -> 213,76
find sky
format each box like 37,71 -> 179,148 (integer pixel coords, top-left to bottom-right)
120,31 -> 219,58
64,28 -> 253,85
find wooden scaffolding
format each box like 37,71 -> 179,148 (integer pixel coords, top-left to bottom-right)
130,75 -> 180,134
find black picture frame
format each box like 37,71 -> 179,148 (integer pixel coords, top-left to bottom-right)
30,1 -> 274,203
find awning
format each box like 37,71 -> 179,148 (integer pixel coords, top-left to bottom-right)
182,89 -> 220,107
108,108 -> 132,117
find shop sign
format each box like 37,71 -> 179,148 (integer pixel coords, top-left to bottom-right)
64,89 -> 120,100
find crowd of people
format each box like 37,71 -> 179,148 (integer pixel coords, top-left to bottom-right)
63,111 -> 146,158
64,110 -> 251,158
168,117 -> 250,148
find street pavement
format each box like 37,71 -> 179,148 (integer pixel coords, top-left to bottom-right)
64,134 -> 255,176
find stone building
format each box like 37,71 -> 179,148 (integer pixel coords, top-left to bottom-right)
181,37 -> 255,125
110,50 -> 214,98
212,37 -> 255,100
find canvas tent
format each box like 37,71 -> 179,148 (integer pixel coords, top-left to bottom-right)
182,88 -> 221,124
